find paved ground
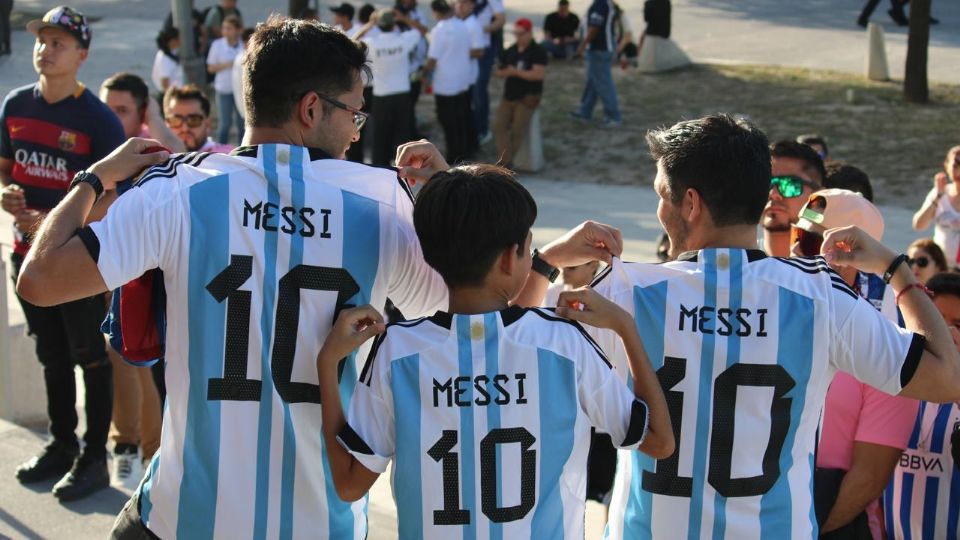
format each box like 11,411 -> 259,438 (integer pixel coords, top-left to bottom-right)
0,0 -> 949,537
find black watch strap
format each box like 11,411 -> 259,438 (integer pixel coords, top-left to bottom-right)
531,249 -> 560,283
70,170 -> 104,199
883,254 -> 909,284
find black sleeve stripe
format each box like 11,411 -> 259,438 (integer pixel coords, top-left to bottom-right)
621,399 -> 649,447
76,226 -> 100,263
900,333 -> 926,390
136,151 -> 213,187
590,264 -> 614,288
359,330 -> 388,386
338,423 -> 375,455
395,172 -> 416,205
831,283 -> 860,300
528,308 -> 613,369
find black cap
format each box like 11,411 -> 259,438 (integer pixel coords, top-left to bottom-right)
330,2 -> 355,19
430,0 -> 450,14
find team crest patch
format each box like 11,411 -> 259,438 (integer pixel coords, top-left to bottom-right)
58,131 -> 77,152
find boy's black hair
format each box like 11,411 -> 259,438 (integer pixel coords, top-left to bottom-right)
646,114 -> 771,227
414,165 -> 537,288
824,162 -> 874,202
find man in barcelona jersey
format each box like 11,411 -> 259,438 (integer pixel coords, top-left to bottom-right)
561,114 -> 960,540
316,164 -> 674,539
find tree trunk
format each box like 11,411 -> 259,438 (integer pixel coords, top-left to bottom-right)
904,0 -> 931,103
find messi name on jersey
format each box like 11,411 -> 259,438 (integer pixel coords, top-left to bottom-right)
241,198 -> 329,237
432,373 -> 529,408
678,304 -> 769,337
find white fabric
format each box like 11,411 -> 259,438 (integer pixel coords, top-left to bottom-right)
462,14 -> 486,85
588,252 -> 919,540
927,187 -> 960,267
206,37 -> 244,94
475,0 -> 504,48
88,146 -> 448,539
362,29 -> 421,97
427,18 -> 473,96
231,51 -> 245,120
151,50 -> 183,92
343,307 -> 646,539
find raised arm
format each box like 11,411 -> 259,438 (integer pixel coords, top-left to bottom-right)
913,176 -> 946,231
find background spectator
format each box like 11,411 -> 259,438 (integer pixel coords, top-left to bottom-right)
825,162 -> 873,201
206,14 -> 245,145
798,133 -> 831,162
471,0 -> 505,144
542,0 -> 580,59
0,0 -> 11,56
152,27 -> 184,94
762,140 -> 825,256
493,18 -> 546,168
456,0 -> 486,155
912,145 -> 960,270
231,27 -> 255,122
204,0 -> 241,42
643,0 -> 670,38
163,84 -> 232,153
101,72 -> 184,153
614,3 -> 638,68
906,238 -> 948,285
162,0 -> 206,58
425,0 -> 473,163
394,0 -> 430,139
331,2 -> 356,35
571,0 -> 622,127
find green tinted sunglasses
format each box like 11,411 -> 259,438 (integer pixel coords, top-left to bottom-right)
770,175 -> 817,198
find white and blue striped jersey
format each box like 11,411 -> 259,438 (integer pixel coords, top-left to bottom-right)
84,145 -> 448,539
586,249 -> 924,540
339,306 -> 649,540
883,401 -> 960,540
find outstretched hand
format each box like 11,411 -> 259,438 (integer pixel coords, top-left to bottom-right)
88,138 -> 171,191
539,220 -> 623,268
319,305 -> 386,363
820,225 -> 897,277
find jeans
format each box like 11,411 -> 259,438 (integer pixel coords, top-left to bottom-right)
578,50 -> 621,122
541,39 -> 577,59
11,252 -> 112,458
473,45 -> 495,137
216,92 -> 244,145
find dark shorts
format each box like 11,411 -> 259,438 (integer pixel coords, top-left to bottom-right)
586,429 -> 617,504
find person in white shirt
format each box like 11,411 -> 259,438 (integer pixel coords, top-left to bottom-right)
394,0 -> 429,138
152,27 -> 184,93
206,14 -> 244,144
330,3 -> 357,37
471,0 -> 505,144
231,28 -> 253,122
455,0 -> 486,154
424,0 -> 473,163
355,9 -> 427,167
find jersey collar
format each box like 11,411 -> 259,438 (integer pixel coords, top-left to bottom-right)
230,145 -> 335,161
675,248 -> 767,263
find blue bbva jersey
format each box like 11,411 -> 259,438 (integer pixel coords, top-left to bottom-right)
84,145 -> 447,539
340,306 -> 649,540
587,250 -> 923,540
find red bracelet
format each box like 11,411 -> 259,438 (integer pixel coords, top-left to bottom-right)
896,283 -> 933,304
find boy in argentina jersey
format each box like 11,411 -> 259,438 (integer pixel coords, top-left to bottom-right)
16,20 -> 456,539
573,115 -> 960,540
883,272 -> 960,540
315,164 -> 674,540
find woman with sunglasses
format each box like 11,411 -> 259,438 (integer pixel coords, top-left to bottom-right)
906,238 -> 948,285
912,145 -> 960,269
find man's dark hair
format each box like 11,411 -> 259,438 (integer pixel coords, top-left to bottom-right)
414,165 -> 537,288
770,140 -> 826,185
824,162 -> 874,202
646,114 -> 771,227
164,84 -> 211,117
243,16 -> 370,127
358,4 -> 376,23
797,133 -> 829,158
241,27 -> 255,42
431,0 -> 452,15
102,72 -> 150,112
928,272 -> 960,299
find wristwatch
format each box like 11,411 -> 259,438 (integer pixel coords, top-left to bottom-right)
69,170 -> 104,200
531,249 -> 560,283
883,254 -> 909,284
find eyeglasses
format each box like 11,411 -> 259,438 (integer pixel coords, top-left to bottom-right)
791,225 -> 823,257
315,92 -> 368,131
908,255 -> 931,269
165,113 -> 205,128
770,176 -> 817,198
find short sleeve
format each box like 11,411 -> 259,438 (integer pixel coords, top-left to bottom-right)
0,92 -> 12,159
829,285 -> 925,395
86,176 -> 182,289
340,338 -> 395,473
387,180 -> 448,317
854,388 -> 920,450
588,2 -> 607,27
427,28 -> 442,60
489,0 -> 504,14
403,29 -> 421,51
206,40 -> 221,64
575,330 -> 648,449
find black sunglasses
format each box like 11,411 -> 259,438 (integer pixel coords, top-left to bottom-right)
908,256 -> 931,269
770,176 -> 818,198
165,113 -> 205,128
315,92 -> 368,131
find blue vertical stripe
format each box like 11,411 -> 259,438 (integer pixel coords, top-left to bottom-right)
484,313 -> 503,540
530,349 -> 577,538
930,404 -> 953,453
139,451 -> 160,524
393,355 -> 423,539
900,473 -> 915,540
948,464 -> 960,540
759,288 -> 815,539
908,402 -> 927,448
621,279 -> 669,540
884,481 -> 896,540
711,250 -> 744,540
176,174 -> 230,538
922,477 -> 940,539
456,316 -> 477,540
278,146 -> 305,540
252,144 -> 281,540
687,250 -> 719,540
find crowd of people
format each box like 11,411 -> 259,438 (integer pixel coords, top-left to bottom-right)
0,3 -> 959,540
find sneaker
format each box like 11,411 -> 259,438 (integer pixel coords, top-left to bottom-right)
15,441 -> 78,484
112,444 -> 140,488
887,8 -> 909,26
478,131 -> 493,145
598,117 -> 623,129
53,453 -> 110,502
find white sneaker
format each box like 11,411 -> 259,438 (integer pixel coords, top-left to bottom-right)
112,447 -> 142,489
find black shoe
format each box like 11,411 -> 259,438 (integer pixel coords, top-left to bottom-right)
888,8 -> 909,26
52,453 -> 109,502
856,16 -> 868,28
15,441 -> 79,484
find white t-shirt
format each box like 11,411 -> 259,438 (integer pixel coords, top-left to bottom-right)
151,50 -> 183,92
85,145 -> 448,539
342,306 -> 647,539
925,187 -> 960,267
231,51 -> 245,119
362,29 -> 421,97
207,37 -> 244,94
474,0 -> 505,48
428,18 -> 473,96
587,251 -> 922,540
462,14 -> 486,85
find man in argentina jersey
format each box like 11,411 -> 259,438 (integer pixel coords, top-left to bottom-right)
316,165 -> 673,540
884,272 -> 960,540
16,19 -> 453,539
572,115 -> 960,540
